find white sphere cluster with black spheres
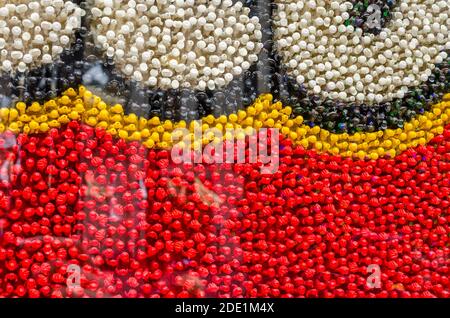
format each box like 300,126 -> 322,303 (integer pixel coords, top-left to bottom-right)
274,0 -> 450,104
0,0 -> 85,73
90,0 -> 264,91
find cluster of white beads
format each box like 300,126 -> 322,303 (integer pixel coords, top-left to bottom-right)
274,0 -> 450,103
0,0 -> 85,73
90,0 -> 263,90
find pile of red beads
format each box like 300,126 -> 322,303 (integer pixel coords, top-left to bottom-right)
0,121 -> 448,298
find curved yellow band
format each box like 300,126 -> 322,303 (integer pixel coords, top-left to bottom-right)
0,86 -> 449,159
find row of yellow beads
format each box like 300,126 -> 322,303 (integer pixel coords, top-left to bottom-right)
0,86 -> 449,159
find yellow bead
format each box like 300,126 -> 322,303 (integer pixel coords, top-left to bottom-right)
237,110 -> 247,120
424,120 -> 433,129
93,96 -> 102,106
58,115 -> 70,124
254,102 -> 264,113
74,103 -> 85,113
269,109 -> 279,118
193,140 -> 201,150
118,130 -> 129,139
60,106 -> 71,114
141,129 -> 150,138
383,140 -> 392,148
293,116 -> 303,125
247,107 -> 256,116
243,117 -> 253,126
163,121 -> 173,130
19,114 -> 31,122
112,122 -> 123,129
8,122 -> 19,132
308,135 -> 317,143
78,86 -> 86,95
289,131 -> 298,140
352,132 -> 361,142
130,131 -> 142,141
60,96 -> 71,105
44,100 -> 57,109
227,113 -> 238,123
125,114 -> 138,125
399,132 -> 407,141
9,109 -> 18,121
244,126 -> 254,135
97,101 -> 107,110
273,101 -> 282,110
176,120 -> 187,129
281,126 -> 290,135
320,129 -> 330,139
315,142 -> 323,150
110,104 -> 124,113
149,117 -> 161,126
259,112 -> 268,120
36,115 -> 47,123
86,108 -> 99,116
218,115 -> 227,124
204,115 -> 215,125
357,150 -> 366,160
40,123 -> 49,132
265,118 -> 275,127
66,88 -> 77,97
28,121 -> 38,131
225,131 -> 233,140
86,117 -> 97,126
48,120 -> 60,128
297,127 -> 307,137
111,114 -> 122,123
161,132 -> 171,142
151,132 -> 160,142
349,143 -> 358,152
69,111 -> 80,120
144,139 -> 155,148
282,106 -> 292,116
96,121 -> 108,129
330,134 -> 339,143
236,131 -> 246,140
138,118 -> 147,130
98,110 -> 109,121
16,102 -> 26,114
0,108 -> 9,120
285,119 -> 294,128
311,126 -> 320,135
340,141 -> 348,149
408,131 -> 416,139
